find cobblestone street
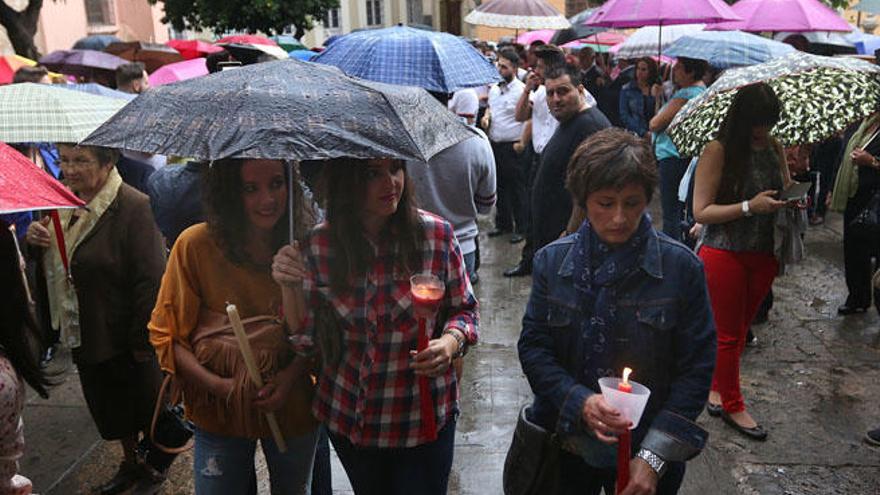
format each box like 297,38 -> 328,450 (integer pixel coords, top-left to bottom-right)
22,212 -> 880,494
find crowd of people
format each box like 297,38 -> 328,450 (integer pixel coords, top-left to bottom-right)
0,30 -> 877,495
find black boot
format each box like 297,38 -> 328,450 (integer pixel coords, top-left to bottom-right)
94,460 -> 141,495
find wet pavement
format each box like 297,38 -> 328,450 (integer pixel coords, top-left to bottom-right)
21,212 -> 880,494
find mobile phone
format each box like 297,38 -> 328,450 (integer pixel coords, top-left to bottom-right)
779,181 -> 812,201
218,61 -> 243,71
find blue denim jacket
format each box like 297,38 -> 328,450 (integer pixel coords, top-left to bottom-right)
518,226 -> 715,464
619,82 -> 655,137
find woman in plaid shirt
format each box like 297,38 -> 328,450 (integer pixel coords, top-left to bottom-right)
273,158 -> 479,494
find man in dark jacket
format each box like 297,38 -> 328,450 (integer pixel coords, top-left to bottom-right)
506,64 -> 611,276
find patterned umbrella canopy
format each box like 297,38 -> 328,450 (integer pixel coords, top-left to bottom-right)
81,59 -> 474,162
664,30 -> 796,69
668,52 -> 880,157
0,142 -> 83,214
464,0 -> 570,30
105,41 -> 184,73
312,26 -> 500,93
853,0 -> 880,15
611,24 -> 705,59
0,83 -> 127,144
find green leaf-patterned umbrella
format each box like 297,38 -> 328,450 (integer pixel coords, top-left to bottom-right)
668,52 -> 880,158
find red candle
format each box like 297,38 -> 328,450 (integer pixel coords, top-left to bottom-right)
616,367 -> 633,495
410,275 -> 445,443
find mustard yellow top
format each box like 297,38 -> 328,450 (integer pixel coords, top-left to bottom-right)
148,223 -> 316,438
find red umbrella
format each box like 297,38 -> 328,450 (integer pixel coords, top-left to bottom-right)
215,34 -> 278,47
166,39 -> 224,60
0,142 -> 82,214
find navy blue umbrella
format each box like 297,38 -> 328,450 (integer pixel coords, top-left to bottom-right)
312,26 -> 500,93
72,34 -> 121,51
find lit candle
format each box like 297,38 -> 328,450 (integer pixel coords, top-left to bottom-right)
618,367 -> 633,393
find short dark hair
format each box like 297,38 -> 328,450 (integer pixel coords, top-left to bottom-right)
677,57 -> 708,81
529,40 -> 546,50
544,63 -> 581,87
534,44 -> 565,68
115,62 -> 146,88
12,66 -> 48,84
497,48 -> 520,67
566,128 -> 658,205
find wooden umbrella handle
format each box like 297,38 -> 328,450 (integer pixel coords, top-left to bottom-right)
227,304 -> 288,453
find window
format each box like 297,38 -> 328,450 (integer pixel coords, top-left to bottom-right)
323,8 -> 341,29
84,0 -> 115,26
366,0 -> 383,26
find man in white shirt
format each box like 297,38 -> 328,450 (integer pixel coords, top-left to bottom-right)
485,48 -> 527,239
448,89 -> 480,125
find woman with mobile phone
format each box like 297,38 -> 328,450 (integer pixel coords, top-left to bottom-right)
693,83 -> 792,441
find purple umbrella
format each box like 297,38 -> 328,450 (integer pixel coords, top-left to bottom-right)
39,49 -> 128,78
707,0 -> 851,33
585,0 -> 741,28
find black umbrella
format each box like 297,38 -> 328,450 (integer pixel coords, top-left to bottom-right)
550,8 -> 606,46
81,58 -> 474,163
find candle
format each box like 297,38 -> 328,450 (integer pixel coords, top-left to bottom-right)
411,284 -> 444,305
618,367 -> 633,393
409,274 -> 446,443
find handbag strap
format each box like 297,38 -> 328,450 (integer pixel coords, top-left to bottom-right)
150,374 -> 193,455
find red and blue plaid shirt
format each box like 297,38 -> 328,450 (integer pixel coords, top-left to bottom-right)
301,210 -> 479,448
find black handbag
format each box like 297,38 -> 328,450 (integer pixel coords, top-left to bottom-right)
849,190 -> 880,237
502,406 -> 561,495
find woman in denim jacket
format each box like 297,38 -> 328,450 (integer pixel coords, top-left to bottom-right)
619,58 -> 661,139
518,128 -> 716,495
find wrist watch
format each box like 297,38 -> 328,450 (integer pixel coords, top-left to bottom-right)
636,448 -> 667,478
741,200 -> 753,217
442,328 -> 467,358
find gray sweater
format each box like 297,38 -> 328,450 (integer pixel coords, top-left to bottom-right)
409,129 -> 497,255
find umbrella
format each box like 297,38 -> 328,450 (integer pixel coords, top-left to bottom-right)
667,52 -> 880,157
148,58 -> 209,86
220,43 -> 290,64
273,35 -> 307,52
39,49 -> 128,78
516,30 -> 556,46
464,0 -> 571,31
664,30 -> 796,69
611,24 -> 705,59
216,34 -> 278,46
586,0 -> 740,28
81,58 -> 474,163
550,8 -> 607,46
0,83 -> 127,143
707,0 -> 851,33
853,0 -> 880,15
166,39 -> 224,60
72,34 -> 121,51
105,41 -> 184,73
324,35 -> 342,47
774,30 -> 854,48
0,142 -> 83,214
288,50 -> 316,62
60,83 -> 137,100
312,26 -> 500,93
562,31 -> 628,48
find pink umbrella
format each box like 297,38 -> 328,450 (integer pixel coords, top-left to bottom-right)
561,31 -> 628,47
585,0 -> 741,28
707,0 -> 851,33
0,142 -> 82,215
216,34 -> 278,46
148,58 -> 208,86
516,30 -> 556,46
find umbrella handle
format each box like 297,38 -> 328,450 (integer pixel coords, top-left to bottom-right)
49,210 -> 70,278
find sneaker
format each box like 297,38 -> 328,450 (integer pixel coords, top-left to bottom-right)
865,427 -> 880,447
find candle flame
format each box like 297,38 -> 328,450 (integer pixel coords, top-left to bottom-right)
622,367 -> 633,385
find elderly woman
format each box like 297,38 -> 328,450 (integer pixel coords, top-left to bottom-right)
518,128 -> 715,495
25,144 -> 166,494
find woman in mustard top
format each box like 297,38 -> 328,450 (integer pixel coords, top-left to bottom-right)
149,159 -> 319,494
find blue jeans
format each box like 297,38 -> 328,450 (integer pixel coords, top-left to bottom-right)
658,156 -> 689,241
329,419 -> 456,495
193,427 -> 318,495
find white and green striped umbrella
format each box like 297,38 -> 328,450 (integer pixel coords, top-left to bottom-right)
668,52 -> 880,158
0,83 -> 128,144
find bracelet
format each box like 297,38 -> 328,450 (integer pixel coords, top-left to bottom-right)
442,328 -> 467,359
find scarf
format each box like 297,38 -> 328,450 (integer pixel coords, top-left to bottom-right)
45,168 -> 123,349
560,214 -> 652,467
572,214 -> 652,390
831,113 -> 880,212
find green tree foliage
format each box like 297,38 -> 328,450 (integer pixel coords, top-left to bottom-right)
149,0 -> 341,39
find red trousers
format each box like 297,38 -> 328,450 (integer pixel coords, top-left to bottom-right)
699,246 -> 778,414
